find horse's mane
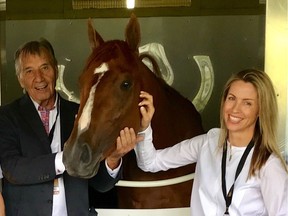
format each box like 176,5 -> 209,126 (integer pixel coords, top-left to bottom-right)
83,40 -> 188,103
88,40 -> 132,66
139,53 -> 163,79
80,40 -> 135,84
139,52 -> 190,102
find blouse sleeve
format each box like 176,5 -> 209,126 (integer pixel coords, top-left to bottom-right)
260,155 -> 288,215
0,166 -> 2,193
134,125 -> 206,172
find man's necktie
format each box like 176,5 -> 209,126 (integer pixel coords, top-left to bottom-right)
38,106 -> 50,135
38,105 -> 60,196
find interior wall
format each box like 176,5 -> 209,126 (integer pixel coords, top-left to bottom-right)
265,0 -> 288,161
0,20 -> 5,106
0,15 -> 265,131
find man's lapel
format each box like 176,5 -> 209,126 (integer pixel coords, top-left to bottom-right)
19,94 -> 51,151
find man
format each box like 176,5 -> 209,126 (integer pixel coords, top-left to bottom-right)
0,38 -> 131,216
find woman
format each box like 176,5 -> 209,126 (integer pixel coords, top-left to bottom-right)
120,69 -> 288,215
0,168 -> 5,216
0,191 -> 4,216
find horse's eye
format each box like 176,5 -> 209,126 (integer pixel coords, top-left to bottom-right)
121,80 -> 132,90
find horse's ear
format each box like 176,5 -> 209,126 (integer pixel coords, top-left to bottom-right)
125,13 -> 141,54
88,18 -> 104,51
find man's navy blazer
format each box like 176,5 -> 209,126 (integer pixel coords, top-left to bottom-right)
0,94 -> 120,216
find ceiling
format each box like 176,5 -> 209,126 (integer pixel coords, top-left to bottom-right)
0,0 -> 5,11
0,0 -> 265,20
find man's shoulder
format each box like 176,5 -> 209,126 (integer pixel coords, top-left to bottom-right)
0,96 -> 25,112
59,96 -> 79,112
60,96 -> 79,106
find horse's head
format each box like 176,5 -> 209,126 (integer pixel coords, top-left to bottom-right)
63,14 -> 145,178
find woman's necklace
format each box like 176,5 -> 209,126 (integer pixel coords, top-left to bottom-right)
229,144 -> 233,161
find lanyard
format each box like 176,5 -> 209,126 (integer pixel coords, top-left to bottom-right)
48,97 -> 60,144
221,140 -> 254,215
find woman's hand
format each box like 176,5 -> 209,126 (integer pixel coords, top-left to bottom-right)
138,91 -> 155,132
106,91 -> 154,169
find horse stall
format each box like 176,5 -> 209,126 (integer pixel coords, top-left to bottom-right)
0,0 -> 275,215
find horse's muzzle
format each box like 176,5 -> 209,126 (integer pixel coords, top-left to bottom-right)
63,141 -> 102,178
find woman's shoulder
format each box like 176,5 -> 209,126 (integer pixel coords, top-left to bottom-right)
191,128 -> 221,147
261,154 -> 288,177
206,128 -> 221,138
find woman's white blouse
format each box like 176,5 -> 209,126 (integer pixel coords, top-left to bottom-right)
135,126 -> 288,216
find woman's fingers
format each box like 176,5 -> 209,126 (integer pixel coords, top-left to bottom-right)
139,91 -> 155,131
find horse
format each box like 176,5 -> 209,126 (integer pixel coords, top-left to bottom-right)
63,14 -> 204,208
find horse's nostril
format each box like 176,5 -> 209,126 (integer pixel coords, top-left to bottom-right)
80,143 -> 92,164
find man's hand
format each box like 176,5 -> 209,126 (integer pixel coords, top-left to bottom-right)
106,127 -> 139,170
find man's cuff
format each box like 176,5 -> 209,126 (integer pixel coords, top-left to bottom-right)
55,152 -> 66,175
105,158 -> 122,178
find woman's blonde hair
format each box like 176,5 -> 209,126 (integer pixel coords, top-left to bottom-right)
219,69 -> 287,176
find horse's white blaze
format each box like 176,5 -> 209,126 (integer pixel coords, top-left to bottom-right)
78,84 -> 96,132
94,62 -> 109,74
78,63 -> 108,133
